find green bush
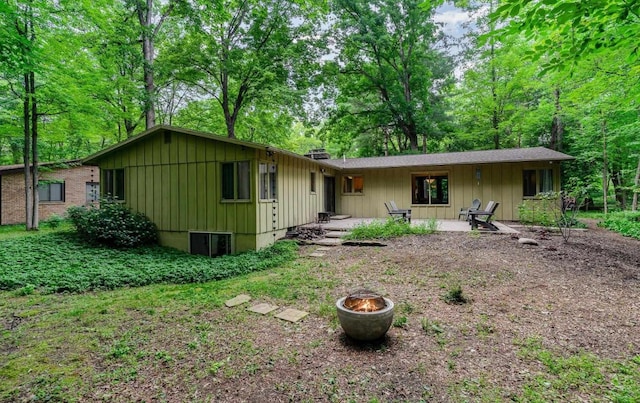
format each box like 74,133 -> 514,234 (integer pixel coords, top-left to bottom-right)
43,214 -> 63,229
67,199 -> 158,248
600,211 -> 640,240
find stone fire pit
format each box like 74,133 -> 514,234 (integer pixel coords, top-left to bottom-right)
336,290 -> 394,341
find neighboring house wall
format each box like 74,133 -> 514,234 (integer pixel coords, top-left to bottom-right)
93,129 -> 332,254
0,164 -> 99,225
335,161 -> 563,221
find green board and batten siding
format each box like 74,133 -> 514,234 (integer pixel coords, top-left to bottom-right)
92,128 -> 332,253
335,161 -> 563,221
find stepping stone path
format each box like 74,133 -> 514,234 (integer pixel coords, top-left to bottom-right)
224,294 -> 251,307
224,295 -> 308,323
308,252 -> 326,257
275,308 -> 308,323
248,303 -> 279,315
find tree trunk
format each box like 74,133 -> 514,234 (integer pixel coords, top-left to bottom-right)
602,119 -> 608,215
137,0 -> 156,130
30,70 -> 39,229
632,155 -> 640,211
491,45 -> 499,149
23,73 -> 33,230
611,169 -> 626,209
550,87 -> 563,151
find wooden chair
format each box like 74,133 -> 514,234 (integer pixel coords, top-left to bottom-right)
385,202 -> 411,223
468,201 -> 500,231
458,198 -> 481,220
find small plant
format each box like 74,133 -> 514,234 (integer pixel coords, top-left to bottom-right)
421,318 -> 444,336
393,316 -> 408,328
442,285 -> 469,305
43,214 -> 63,229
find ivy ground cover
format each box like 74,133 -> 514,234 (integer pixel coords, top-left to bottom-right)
0,232 -> 297,294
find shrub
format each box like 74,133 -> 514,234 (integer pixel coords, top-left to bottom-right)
43,214 -> 63,229
442,285 -> 469,304
344,218 -> 437,240
600,211 -> 640,240
67,199 -> 158,248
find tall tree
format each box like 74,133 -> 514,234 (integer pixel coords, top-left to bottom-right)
328,0 -> 454,153
167,0 -> 322,139
1,0 -> 44,229
127,0 -> 179,130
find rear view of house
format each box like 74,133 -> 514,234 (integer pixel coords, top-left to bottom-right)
84,126 -> 336,256
84,125 -> 574,256
0,161 -> 99,225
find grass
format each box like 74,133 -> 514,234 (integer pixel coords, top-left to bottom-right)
516,337 -> 640,402
343,218 -> 437,240
0,231 -> 298,293
0,221 -> 75,241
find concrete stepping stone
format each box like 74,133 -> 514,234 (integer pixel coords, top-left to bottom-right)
309,252 -> 326,257
247,303 -> 279,315
275,308 -> 308,323
314,238 -> 343,246
224,294 -> 251,307
316,247 -> 332,251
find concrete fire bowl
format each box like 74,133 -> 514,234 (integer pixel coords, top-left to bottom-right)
336,296 -> 394,341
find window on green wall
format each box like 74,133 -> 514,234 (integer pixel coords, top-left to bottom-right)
411,172 -> 448,205
310,172 -> 316,193
259,163 -> 277,200
222,161 -> 250,201
523,169 -> 553,197
342,175 -> 363,194
103,169 -> 125,201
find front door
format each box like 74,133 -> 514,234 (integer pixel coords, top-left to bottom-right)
324,176 -> 335,214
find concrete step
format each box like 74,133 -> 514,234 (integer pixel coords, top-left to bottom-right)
325,231 -> 350,238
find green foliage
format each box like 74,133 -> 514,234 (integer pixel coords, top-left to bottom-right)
442,285 -> 469,305
343,218 -> 437,240
600,212 -> 640,240
0,233 -> 299,293
516,337 -> 640,402
67,199 -> 158,248
518,195 -> 558,227
43,214 -> 63,229
393,315 -> 408,328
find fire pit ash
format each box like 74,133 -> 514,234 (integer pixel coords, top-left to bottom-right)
336,290 -> 394,341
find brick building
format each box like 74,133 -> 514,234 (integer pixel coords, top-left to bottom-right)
0,161 -> 99,225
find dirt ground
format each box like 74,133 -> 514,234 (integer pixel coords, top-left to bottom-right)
84,222 -> 639,402
217,223 -> 638,402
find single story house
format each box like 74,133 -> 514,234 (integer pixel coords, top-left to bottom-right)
83,125 -> 573,256
0,160 -> 99,225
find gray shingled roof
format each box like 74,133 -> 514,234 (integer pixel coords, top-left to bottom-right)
323,147 -> 573,170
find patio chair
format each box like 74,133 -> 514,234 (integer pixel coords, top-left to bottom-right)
468,201 -> 500,231
458,198 -> 481,220
385,202 -> 411,223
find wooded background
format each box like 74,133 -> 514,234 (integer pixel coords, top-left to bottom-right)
1,0 -> 639,223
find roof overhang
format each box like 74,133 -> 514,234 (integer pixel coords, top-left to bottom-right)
83,125 -> 336,169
